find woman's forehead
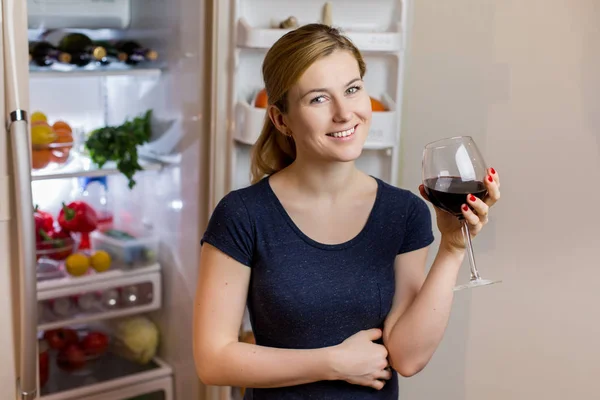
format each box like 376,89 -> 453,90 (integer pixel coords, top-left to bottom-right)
291,51 -> 361,97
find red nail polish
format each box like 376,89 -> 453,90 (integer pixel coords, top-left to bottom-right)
469,195 -> 476,202
488,175 -> 493,182
462,205 -> 469,212
490,167 -> 496,175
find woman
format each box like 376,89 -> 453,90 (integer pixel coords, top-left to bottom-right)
193,24 -> 500,399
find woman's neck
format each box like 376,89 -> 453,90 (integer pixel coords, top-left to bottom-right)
279,157 -> 365,199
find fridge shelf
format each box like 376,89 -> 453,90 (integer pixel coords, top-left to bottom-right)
31,156 -> 164,181
37,262 -> 161,293
39,354 -> 172,400
236,18 -> 403,52
233,94 -> 398,149
29,63 -> 164,78
38,268 -> 162,331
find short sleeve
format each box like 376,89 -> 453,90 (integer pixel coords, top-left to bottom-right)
398,195 -> 435,254
201,191 -> 255,267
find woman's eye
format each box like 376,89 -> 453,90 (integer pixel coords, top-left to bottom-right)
310,95 -> 327,104
346,85 -> 362,95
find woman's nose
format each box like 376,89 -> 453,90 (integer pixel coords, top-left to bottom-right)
332,98 -> 352,123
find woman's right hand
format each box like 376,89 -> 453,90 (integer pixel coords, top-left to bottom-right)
329,328 -> 392,390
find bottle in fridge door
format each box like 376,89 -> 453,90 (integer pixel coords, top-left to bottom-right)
79,176 -> 114,231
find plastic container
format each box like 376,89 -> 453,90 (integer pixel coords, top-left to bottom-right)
36,234 -> 78,281
31,140 -> 74,170
90,228 -> 158,270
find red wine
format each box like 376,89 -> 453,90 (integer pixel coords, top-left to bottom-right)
424,177 -> 487,216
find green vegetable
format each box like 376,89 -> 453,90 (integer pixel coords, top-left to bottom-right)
84,110 -> 153,189
110,316 -> 159,365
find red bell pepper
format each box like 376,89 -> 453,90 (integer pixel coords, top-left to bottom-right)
58,201 -> 98,250
34,205 -> 54,232
58,201 -> 98,233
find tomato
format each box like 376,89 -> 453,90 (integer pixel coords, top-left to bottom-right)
43,328 -> 79,350
81,331 -> 109,356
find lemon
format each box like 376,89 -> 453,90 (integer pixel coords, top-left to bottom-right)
90,250 -> 111,272
30,111 -> 48,124
31,124 -> 57,146
65,253 -> 90,277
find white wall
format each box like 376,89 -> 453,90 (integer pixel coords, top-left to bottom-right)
399,0 -> 600,399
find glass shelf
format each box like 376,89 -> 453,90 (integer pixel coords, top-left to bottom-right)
29,63 -> 165,78
31,154 -> 166,181
40,353 -> 172,400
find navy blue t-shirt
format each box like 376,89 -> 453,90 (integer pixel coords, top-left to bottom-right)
201,176 -> 434,399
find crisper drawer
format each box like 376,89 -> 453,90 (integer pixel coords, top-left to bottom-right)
40,357 -> 172,400
37,264 -> 162,331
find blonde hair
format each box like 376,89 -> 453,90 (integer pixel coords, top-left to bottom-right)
250,24 -> 367,184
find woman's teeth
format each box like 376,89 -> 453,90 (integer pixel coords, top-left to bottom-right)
327,126 -> 355,138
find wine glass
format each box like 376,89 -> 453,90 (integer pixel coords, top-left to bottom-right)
422,136 -> 501,291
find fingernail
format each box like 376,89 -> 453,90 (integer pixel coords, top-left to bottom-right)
488,175 -> 493,182
462,204 -> 469,212
469,195 -> 476,202
490,167 -> 496,175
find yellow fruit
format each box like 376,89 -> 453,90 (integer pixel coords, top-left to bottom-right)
65,253 -> 90,277
31,124 -> 57,146
90,250 -> 111,272
30,111 -> 48,124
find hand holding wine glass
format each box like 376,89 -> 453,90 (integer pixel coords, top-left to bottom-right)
420,136 -> 501,291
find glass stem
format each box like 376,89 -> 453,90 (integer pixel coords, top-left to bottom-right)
461,219 -> 480,281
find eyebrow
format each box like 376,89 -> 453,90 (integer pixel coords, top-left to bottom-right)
300,78 -> 362,100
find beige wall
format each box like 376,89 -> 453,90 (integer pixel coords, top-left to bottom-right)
398,0 -> 600,399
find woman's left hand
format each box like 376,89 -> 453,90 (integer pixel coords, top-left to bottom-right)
419,168 -> 501,252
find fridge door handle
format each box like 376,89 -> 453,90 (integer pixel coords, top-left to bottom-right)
8,110 -> 38,400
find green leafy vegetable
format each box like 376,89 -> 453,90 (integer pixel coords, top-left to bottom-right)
85,110 -> 153,189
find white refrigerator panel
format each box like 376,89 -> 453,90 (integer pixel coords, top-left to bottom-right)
1,0 -> 36,398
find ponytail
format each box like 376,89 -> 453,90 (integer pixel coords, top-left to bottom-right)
250,116 -> 296,184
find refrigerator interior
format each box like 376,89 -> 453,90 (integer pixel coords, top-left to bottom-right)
27,0 -> 209,398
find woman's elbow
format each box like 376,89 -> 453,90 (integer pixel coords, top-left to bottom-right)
390,356 -> 428,378
395,363 -> 426,378
194,343 -> 222,386
195,356 -> 223,386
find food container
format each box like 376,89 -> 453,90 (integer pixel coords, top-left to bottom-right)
36,235 -> 78,281
31,140 -> 74,170
36,235 -> 77,261
91,228 -> 158,270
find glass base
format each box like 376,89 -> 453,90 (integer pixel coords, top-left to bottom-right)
454,278 -> 502,292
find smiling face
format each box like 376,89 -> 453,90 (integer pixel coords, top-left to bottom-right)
269,50 -> 372,164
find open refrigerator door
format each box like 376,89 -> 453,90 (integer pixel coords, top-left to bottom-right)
209,0 -> 411,398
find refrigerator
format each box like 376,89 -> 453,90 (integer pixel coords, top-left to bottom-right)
0,0 -> 410,399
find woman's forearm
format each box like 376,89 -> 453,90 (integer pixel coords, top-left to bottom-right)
386,240 -> 465,377
198,341 -> 336,388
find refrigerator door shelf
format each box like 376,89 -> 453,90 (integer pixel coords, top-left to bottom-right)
38,269 -> 161,331
236,18 -> 403,52
40,356 -> 172,400
233,93 -> 398,149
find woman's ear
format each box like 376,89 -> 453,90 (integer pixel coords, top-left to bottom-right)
267,105 -> 291,136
